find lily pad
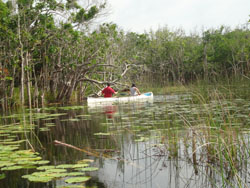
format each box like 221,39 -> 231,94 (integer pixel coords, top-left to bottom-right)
68,119 -> 80,122
72,164 -> 89,168
1,140 -> 26,145
37,165 -> 56,170
39,127 -> 50,132
58,106 -> 84,110
0,173 -> 5,180
47,172 -> 68,178
1,165 -> 23,171
45,123 -> 56,127
56,164 -> 76,169
21,165 -> 37,169
47,113 -> 67,117
46,168 -> 67,173
23,175 -> 53,182
94,132 -> 111,136
0,145 -> 19,151
28,156 -> 43,161
76,115 -> 91,117
66,172 -> 85,177
65,176 -> 91,183
76,167 -> 98,172
0,162 -> 15,168
57,185 -> 85,188
32,160 -> 50,165
77,159 -> 94,164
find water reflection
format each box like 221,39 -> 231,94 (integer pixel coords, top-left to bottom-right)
0,94 -> 249,188
104,105 -> 117,119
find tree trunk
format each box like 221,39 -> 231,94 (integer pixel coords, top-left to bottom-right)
25,52 -> 32,109
18,11 -> 25,105
10,65 -> 16,99
33,64 -> 39,108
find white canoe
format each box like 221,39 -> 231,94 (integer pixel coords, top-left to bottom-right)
87,92 -> 153,106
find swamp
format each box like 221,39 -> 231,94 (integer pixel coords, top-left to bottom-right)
0,0 -> 250,187
0,82 -> 250,188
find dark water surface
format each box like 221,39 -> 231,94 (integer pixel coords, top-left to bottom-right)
0,94 -> 250,188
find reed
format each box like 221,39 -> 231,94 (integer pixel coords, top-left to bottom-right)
155,79 -> 250,187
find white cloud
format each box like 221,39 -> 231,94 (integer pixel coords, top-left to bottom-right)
105,0 -> 250,34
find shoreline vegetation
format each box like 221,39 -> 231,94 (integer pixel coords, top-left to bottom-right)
0,76 -> 249,187
0,0 -> 249,110
0,1 -> 249,186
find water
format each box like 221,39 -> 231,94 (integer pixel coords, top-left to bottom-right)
0,94 -> 250,188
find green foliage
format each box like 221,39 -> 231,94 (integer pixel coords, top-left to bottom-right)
0,0 -> 12,38
140,26 -> 250,84
17,0 -> 33,8
74,6 -> 98,23
0,0 -> 249,106
66,0 -> 80,10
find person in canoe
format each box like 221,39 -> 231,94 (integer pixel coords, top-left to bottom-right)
102,83 -> 118,98
130,83 -> 141,96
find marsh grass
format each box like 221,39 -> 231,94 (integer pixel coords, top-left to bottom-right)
0,77 -> 249,187
157,82 -> 250,188
140,83 -> 188,94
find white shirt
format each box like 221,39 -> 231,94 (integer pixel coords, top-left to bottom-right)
130,87 -> 138,96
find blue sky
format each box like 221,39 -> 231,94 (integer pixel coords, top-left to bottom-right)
105,0 -> 250,34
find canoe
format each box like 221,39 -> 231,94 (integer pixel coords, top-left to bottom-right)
87,92 -> 153,106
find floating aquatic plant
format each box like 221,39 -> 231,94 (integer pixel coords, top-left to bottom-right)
65,176 -> 91,183
45,123 -> 56,127
76,167 -> 98,172
94,132 -> 111,136
22,162 -> 95,183
37,165 -> 56,170
0,173 -> 5,180
1,165 -> 23,171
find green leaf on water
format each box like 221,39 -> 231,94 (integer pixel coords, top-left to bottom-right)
47,113 -> 67,117
76,167 -> 98,172
94,132 -> 111,136
1,140 -> 26,145
22,175 -> 53,182
45,123 -> 56,127
0,145 -> 19,151
11,130 -> 29,134
21,165 -> 37,169
31,171 -> 49,177
77,159 -> 94,164
28,156 -> 43,161
47,172 -> 68,178
32,160 -> 50,165
39,127 -> 50,132
37,165 -> 56,170
57,185 -> 85,188
65,176 -> 91,183
43,118 -> 56,121
46,168 -> 67,173
15,149 -> 35,155
0,173 -> 5,180
58,106 -> 84,110
66,172 -> 85,176
68,119 -> 80,122
135,137 -> 149,142
0,162 -> 15,168
72,164 -> 89,168
1,165 -> 23,170
56,164 -> 76,169
16,160 -> 34,165
76,114 -> 91,117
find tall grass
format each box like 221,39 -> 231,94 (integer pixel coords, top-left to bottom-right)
156,78 -> 250,187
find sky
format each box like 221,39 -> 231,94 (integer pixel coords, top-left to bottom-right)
105,0 -> 250,34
